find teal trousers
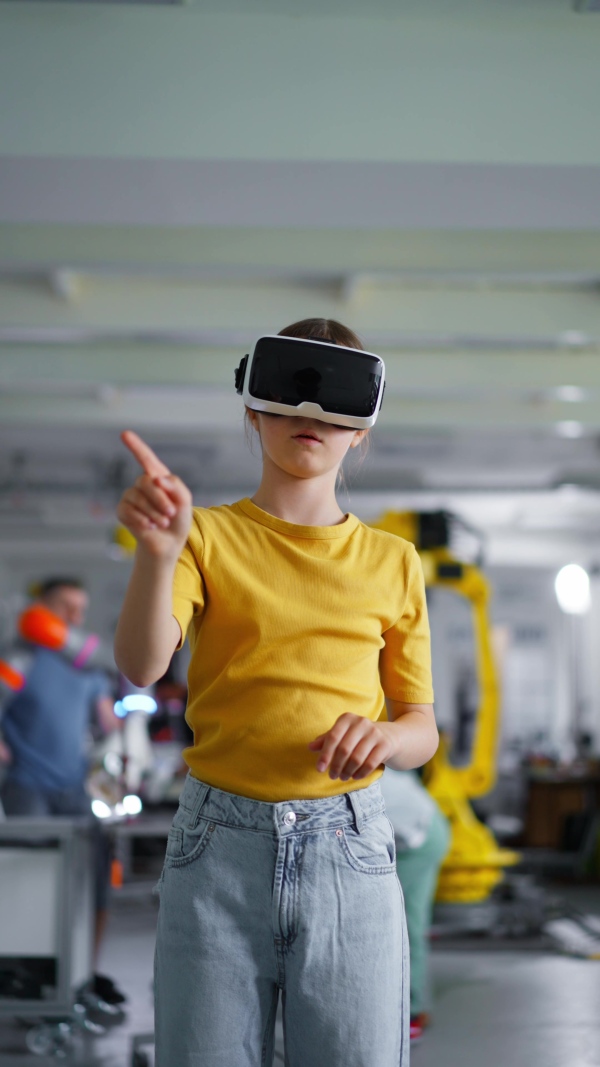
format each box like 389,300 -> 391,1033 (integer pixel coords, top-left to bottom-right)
395,804 -> 450,1015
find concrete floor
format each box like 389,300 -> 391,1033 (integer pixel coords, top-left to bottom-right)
413,951 -> 600,1067
2,887 -> 600,1066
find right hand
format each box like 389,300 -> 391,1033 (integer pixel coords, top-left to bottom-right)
117,431 -> 193,560
0,739 -> 12,766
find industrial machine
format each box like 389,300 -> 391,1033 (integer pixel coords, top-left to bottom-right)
371,510 -> 519,904
372,511 -> 600,955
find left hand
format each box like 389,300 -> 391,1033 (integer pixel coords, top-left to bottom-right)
308,713 -> 394,781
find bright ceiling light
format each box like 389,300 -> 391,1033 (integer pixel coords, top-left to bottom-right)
553,386 -> 587,403
555,421 -> 584,438
559,330 -> 588,346
555,564 -> 591,615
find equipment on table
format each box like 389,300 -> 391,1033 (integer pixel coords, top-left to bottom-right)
0,818 -> 123,1061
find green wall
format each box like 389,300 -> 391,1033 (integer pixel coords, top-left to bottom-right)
0,2 -> 598,164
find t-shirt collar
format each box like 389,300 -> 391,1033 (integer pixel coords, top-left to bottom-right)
236,498 -> 359,540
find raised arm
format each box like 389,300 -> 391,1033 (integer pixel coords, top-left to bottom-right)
113,431 -> 192,687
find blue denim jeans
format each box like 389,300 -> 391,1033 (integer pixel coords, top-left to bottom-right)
154,774 -> 409,1067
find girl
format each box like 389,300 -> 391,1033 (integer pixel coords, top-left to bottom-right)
114,318 -> 438,1067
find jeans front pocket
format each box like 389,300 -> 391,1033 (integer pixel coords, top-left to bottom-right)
338,810 -> 397,875
164,810 -> 216,869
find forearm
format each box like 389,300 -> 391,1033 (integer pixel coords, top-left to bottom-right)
114,550 -> 180,687
382,703 -> 439,771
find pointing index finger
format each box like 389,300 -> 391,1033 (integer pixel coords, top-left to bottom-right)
121,430 -> 172,479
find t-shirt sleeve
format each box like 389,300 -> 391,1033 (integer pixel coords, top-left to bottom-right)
172,516 -> 206,650
379,544 -> 435,704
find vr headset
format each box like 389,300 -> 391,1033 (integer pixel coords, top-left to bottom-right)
235,335 -> 386,430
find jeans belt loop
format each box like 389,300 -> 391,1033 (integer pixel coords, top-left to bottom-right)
190,782 -> 209,829
347,789 -> 364,835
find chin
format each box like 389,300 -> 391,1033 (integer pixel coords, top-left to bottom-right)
281,460 -> 325,480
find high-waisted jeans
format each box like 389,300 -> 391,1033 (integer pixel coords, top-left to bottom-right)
154,774 -> 409,1067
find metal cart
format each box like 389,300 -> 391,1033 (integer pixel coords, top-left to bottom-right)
0,817 -> 97,1062
130,1030 -> 154,1067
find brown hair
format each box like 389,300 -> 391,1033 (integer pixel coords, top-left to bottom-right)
278,318 -> 363,350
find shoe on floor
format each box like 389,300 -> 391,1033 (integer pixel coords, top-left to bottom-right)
410,1014 -> 430,1043
92,973 -> 127,1005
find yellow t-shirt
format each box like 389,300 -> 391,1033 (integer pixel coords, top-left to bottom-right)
172,498 -> 434,802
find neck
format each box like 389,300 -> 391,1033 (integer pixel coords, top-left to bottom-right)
251,458 -> 346,527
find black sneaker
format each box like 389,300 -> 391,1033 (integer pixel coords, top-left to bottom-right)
92,974 -> 127,1005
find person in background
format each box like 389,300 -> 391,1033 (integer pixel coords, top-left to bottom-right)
0,577 -> 125,1005
380,767 -> 451,1044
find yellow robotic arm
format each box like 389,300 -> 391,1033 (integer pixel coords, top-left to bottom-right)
371,511 -> 519,903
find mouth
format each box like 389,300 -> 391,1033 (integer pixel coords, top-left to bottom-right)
293,430 -> 322,443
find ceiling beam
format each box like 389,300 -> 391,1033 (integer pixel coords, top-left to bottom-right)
2,226 -> 600,276
3,347 -> 600,391
2,388 -> 600,431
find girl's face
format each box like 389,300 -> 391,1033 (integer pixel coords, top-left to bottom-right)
247,411 -> 367,482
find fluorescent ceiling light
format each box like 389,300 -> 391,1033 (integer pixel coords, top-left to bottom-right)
552,386 -> 587,403
555,421 -> 584,438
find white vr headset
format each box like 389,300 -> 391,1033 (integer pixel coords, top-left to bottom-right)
235,335 -> 386,430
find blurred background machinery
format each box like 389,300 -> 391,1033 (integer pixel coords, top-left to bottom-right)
373,510 -> 600,952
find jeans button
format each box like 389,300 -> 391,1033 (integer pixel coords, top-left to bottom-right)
283,811 -> 296,826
